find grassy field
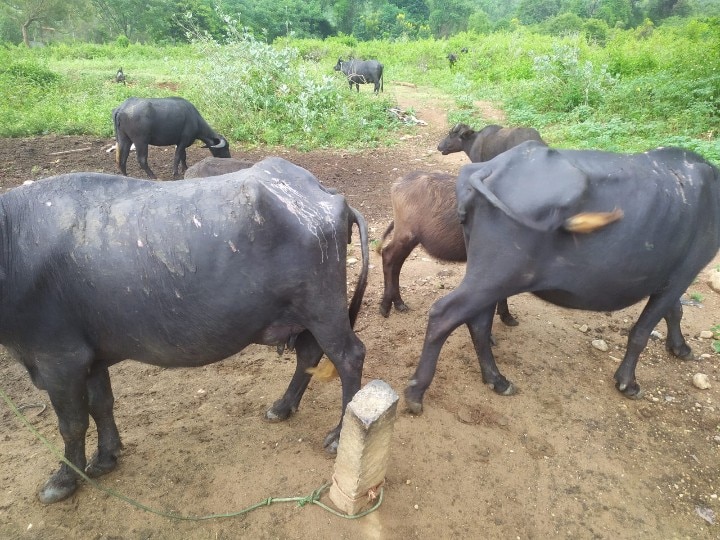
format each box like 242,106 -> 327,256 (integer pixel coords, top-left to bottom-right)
0,19 -> 718,161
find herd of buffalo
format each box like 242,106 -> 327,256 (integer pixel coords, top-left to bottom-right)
2,68 -> 719,506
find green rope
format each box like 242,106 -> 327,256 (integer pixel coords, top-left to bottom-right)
0,387 -> 383,520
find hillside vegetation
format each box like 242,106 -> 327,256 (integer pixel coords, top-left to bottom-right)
0,18 -> 718,160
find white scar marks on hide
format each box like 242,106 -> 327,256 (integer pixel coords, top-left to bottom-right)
263,175 -> 341,262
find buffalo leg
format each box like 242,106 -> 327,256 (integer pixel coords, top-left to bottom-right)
292,321 -> 364,452
496,299 -> 519,326
405,285 -> 491,414
85,365 -> 122,478
614,291 -> 688,398
135,145 -> 157,179
467,311 -> 515,395
379,237 -> 418,317
38,364 -> 91,504
172,146 -> 188,179
116,135 -> 132,176
266,331 -> 323,422
315,329 -> 365,452
664,300 -> 693,359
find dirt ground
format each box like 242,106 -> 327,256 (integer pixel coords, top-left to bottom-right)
1,85 -> 719,539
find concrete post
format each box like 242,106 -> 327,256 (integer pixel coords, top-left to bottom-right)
329,379 -> 399,515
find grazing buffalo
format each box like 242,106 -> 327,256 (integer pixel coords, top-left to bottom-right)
377,170 -> 517,328
184,156 -> 254,178
438,123 -> 546,163
405,141 -> 720,413
2,157 -> 369,503
334,58 -> 384,93
113,96 -> 231,179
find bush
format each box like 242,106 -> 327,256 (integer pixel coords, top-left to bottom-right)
180,23 -> 398,149
2,60 -> 61,86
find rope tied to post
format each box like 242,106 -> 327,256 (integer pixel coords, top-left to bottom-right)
0,387 -> 383,521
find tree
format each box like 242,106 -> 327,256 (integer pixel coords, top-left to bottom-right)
516,0 -> 561,24
90,0 -> 144,39
467,9 -> 492,34
647,0 -> 692,21
334,0 -> 363,34
1,0 -> 71,46
426,0 -> 473,37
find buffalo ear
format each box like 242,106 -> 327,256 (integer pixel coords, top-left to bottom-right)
458,125 -> 475,139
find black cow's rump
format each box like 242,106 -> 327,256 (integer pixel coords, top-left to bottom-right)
1,157 -> 369,504
405,141 -> 720,413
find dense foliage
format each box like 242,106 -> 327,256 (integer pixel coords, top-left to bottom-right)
2,0 -> 720,46
0,17 -> 717,162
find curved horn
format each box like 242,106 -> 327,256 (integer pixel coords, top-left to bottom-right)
210,137 -> 227,149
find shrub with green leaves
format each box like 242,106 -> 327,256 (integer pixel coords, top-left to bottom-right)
179,21 -> 398,149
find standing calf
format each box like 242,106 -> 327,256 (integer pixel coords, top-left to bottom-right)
378,171 -> 517,326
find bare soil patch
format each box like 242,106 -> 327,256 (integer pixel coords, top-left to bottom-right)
1,85 -> 719,539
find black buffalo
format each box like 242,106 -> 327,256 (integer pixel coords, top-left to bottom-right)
184,156 -> 254,178
405,141 -> 720,413
113,96 -> 231,179
437,123 -> 546,163
334,58 -> 384,93
2,157 -> 369,503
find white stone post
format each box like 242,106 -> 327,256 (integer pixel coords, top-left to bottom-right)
329,379 -> 399,515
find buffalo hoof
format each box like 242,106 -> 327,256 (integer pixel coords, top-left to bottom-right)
488,379 -> 515,396
404,384 -> 424,415
38,473 -> 78,505
85,451 -> 119,478
378,303 -> 391,318
500,313 -> 519,327
667,343 -> 694,361
323,428 -> 340,454
394,301 -> 410,313
616,380 -> 644,399
265,401 -> 295,422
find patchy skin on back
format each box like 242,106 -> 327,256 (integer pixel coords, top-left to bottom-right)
261,167 -> 343,264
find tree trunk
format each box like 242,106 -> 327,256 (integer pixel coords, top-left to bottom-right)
22,21 -> 31,47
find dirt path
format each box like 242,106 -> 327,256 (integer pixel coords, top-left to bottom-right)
0,85 -> 718,539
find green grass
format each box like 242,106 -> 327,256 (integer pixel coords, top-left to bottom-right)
0,18 -> 718,161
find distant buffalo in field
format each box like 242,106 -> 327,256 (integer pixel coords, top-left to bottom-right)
334,58 -> 384,94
